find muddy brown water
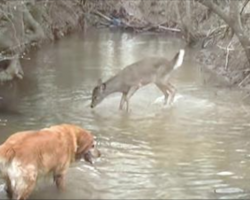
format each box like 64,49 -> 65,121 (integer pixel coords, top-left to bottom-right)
0,29 -> 250,199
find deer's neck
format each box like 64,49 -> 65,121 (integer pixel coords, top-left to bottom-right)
103,75 -> 123,96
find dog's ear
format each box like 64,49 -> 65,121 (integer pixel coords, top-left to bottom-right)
76,130 -> 93,155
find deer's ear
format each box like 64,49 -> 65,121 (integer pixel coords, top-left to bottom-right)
100,83 -> 106,91
97,79 -> 106,91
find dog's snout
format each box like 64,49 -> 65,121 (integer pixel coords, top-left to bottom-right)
83,151 -> 93,164
90,104 -> 93,108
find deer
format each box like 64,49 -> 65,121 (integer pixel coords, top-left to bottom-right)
90,49 -> 185,112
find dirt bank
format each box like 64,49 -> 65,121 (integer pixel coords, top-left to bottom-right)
1,0 -> 249,93
0,0 -> 85,83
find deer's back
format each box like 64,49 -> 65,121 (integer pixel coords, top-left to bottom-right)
117,57 -> 170,85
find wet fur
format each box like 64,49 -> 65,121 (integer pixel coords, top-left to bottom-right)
0,124 -> 99,200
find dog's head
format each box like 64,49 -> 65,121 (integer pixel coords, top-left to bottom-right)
75,127 -> 101,164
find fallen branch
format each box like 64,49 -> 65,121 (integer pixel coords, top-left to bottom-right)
92,10 -> 181,33
158,25 -> 181,32
92,10 -> 112,22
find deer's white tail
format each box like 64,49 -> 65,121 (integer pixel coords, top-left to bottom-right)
173,49 -> 185,70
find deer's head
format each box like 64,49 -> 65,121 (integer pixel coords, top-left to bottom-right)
91,79 -> 106,108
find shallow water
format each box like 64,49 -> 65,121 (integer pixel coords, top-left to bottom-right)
0,29 -> 250,199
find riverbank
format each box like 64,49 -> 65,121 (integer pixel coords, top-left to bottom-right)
0,1 -> 85,82
1,0 -> 249,93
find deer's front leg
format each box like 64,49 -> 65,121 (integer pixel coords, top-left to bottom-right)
119,93 -> 127,110
156,81 -> 176,106
124,85 -> 140,111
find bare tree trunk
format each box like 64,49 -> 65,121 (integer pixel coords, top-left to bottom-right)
197,0 -> 250,65
0,1 -> 45,82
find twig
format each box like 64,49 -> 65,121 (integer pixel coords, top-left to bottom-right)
240,104 -> 250,116
239,73 -> 250,87
217,44 -> 234,51
224,40 -> 233,70
207,25 -> 227,37
225,50 -> 230,70
240,0 -> 250,15
242,92 -> 250,101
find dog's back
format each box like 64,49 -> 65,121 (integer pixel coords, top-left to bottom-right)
0,128 -> 76,175
0,124 -> 99,200
0,131 -> 36,174
0,129 -> 64,200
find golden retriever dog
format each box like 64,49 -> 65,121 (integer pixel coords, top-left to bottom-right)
0,124 -> 101,200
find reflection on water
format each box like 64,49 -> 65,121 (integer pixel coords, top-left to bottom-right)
0,29 -> 250,199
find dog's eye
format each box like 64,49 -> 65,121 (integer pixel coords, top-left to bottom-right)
92,141 -> 97,148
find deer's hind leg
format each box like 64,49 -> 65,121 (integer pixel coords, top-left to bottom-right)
155,83 -> 168,104
155,82 -> 176,106
165,82 -> 176,105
